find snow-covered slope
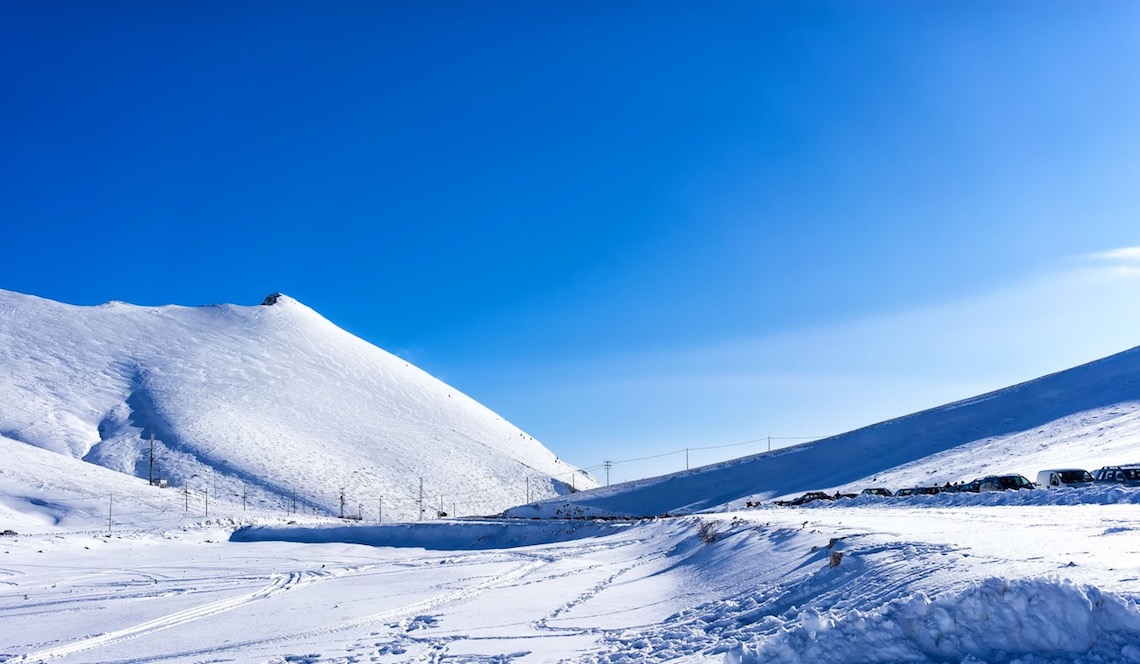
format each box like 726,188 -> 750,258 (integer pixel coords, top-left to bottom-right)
510,344 -> 1140,518
0,289 -> 595,519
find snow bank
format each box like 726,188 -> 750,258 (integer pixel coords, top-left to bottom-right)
729,578 -> 1140,664
231,518 -> 636,550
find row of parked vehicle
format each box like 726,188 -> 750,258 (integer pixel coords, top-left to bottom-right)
775,463 -> 1140,506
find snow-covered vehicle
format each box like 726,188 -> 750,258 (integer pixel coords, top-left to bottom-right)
978,474 -> 1035,491
1036,468 -> 1094,489
958,479 -> 981,493
860,487 -> 893,497
1091,465 -> 1140,486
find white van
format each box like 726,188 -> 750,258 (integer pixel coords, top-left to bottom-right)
1036,469 -> 1094,489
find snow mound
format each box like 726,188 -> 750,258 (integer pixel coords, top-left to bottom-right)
730,578 -> 1140,664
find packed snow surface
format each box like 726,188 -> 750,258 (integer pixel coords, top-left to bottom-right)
0,289 -> 594,519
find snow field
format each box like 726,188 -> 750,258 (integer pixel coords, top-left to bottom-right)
7,505 -> 1140,663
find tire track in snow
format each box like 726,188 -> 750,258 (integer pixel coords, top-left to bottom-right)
13,569 -> 320,663
89,557 -> 549,663
271,558 -> 547,641
533,552 -> 666,636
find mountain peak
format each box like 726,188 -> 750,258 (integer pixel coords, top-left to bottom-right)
0,289 -> 596,518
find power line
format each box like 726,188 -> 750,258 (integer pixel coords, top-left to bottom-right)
608,434 -> 827,466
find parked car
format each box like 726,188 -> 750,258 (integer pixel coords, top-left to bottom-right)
776,491 -> 836,506
978,474 -> 1035,492
1036,468 -> 1094,489
958,479 -> 981,493
860,488 -> 893,497
895,486 -> 941,497
1092,465 -> 1140,487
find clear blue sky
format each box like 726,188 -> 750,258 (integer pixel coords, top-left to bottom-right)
4,2 -> 1140,481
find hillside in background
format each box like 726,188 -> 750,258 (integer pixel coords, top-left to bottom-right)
510,343 -> 1140,518
0,289 -> 595,519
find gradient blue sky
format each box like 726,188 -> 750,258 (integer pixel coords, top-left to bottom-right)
4,2 -> 1140,481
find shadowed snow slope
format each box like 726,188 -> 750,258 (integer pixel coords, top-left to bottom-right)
508,343 -> 1140,518
0,289 -> 594,519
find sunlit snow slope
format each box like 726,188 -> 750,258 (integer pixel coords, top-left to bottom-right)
0,289 -> 595,519
512,344 -> 1140,518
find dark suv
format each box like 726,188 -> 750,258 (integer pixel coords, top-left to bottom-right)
958,479 -> 981,493
978,474 -> 1035,492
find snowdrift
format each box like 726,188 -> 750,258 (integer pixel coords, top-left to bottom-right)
0,289 -> 595,520
731,578 -> 1140,664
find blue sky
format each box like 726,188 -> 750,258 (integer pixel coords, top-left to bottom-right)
3,2 -> 1140,481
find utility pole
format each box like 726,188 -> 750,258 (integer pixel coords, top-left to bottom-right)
184,485 -> 189,511
378,496 -> 383,523
242,483 -> 247,512
339,487 -> 346,518
768,435 -> 771,452
604,460 -> 613,486
418,477 -> 424,521
204,488 -> 209,518
686,448 -> 690,471
148,429 -> 155,486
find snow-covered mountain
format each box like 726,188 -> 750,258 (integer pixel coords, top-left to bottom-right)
4,297 -> 1140,663
0,289 -> 595,519
510,342 -> 1140,518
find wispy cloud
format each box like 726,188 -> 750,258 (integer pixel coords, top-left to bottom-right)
1085,247 -> 1140,263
